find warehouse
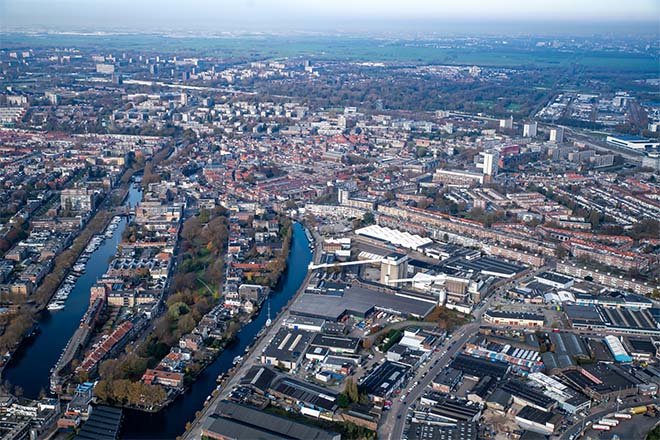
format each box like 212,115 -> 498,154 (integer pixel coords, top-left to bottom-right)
359,361 -> 410,403
239,365 -> 278,395
261,328 -> 313,371
527,372 -> 590,414
283,316 -> 326,332
604,335 -> 633,363
291,285 -> 435,321
355,224 -> 432,250
449,354 -> 510,380
269,376 -> 338,414
624,337 -> 658,362
448,256 -> 526,279
574,291 -> 653,310
201,401 -> 340,440
75,406 -> 123,440
432,368 -> 463,393
483,310 -> 544,328
408,422 -> 477,440
599,306 -> 660,335
309,334 -> 361,354
565,304 -> 660,335
501,381 -> 556,412
542,332 -> 590,373
558,363 -> 642,400
564,304 -> 606,328
534,271 -> 574,289
515,406 -> 561,435
419,393 -> 482,423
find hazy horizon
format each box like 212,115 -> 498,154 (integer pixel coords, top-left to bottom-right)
1,0 -> 659,37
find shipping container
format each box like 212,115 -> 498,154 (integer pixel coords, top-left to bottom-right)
593,424 -> 611,431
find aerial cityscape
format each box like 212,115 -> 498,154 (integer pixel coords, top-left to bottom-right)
0,1 -> 659,440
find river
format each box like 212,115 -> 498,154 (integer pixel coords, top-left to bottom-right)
121,222 -> 312,439
3,182 -> 143,398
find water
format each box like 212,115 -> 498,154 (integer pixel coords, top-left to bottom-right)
3,183 -> 143,398
121,222 -> 312,439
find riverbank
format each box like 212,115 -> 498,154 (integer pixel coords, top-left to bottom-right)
107,219 -> 297,413
180,223 -> 320,440
2,183 -> 143,398
120,222 -> 313,439
0,177 -> 138,380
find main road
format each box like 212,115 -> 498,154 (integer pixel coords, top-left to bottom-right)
379,289 -> 501,440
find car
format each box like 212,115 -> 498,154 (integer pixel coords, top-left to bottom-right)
397,415 -> 402,419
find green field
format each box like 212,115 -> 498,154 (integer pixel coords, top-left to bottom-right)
2,33 -> 658,73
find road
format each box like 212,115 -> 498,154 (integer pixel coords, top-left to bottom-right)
380,321 -> 481,440
560,398 -> 660,440
380,289 -> 501,440
182,226 -> 322,440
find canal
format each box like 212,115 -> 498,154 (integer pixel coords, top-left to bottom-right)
3,182 -> 143,398
121,222 -> 312,439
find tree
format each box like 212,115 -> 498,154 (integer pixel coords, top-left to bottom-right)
345,377 -> 359,403
337,393 -> 350,408
361,212 -> 375,226
178,314 -> 196,335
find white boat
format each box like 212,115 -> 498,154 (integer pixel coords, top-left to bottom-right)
232,356 -> 242,365
47,302 -> 65,311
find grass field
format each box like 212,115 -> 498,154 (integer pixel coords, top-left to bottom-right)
3,33 -> 658,73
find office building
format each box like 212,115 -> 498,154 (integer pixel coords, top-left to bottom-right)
523,122 -> 538,137
549,127 -> 564,143
476,150 -> 499,177
499,116 -> 513,130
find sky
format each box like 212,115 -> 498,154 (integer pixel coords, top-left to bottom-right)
1,0 -> 659,34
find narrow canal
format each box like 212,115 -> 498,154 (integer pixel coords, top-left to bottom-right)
3,182 -> 143,398
121,222 -> 312,439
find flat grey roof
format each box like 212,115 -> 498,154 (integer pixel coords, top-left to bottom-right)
291,285 -> 435,320
209,401 -> 340,440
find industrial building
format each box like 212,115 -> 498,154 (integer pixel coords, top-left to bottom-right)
74,405 -> 123,440
534,271 -> 574,289
408,422 -> 477,440
449,354 -> 510,380
604,335 -> 633,363
360,361 -> 410,403
269,376 -> 338,417
261,328 -> 313,371
355,225 -> 432,251
500,381 -> 556,412
527,372 -> 590,414
542,332 -> 590,373
291,284 -> 435,321
565,304 -> 660,336
309,334 -> 360,354
558,363 -> 642,400
606,135 -> 660,152
483,310 -> 544,328
200,401 -> 340,440
380,253 -> 410,286
515,406 -> 561,435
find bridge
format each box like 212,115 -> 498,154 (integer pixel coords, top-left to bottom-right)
386,274 -> 448,284
308,258 -> 384,270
